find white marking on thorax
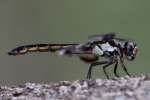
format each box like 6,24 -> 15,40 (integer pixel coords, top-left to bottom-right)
92,42 -> 117,56
92,45 -> 104,56
101,42 -> 117,52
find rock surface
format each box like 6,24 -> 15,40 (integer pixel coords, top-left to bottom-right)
1,75 -> 150,100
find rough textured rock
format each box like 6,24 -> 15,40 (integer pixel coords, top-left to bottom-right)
1,75 -> 150,100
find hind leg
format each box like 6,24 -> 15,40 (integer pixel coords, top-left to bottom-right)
86,61 -> 108,79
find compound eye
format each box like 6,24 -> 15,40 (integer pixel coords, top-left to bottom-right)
127,45 -> 133,55
127,42 -> 135,52
129,46 -> 133,52
125,41 -> 137,61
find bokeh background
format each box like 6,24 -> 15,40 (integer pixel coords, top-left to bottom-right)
0,0 -> 148,85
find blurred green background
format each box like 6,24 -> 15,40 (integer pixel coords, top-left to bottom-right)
0,0 -> 148,85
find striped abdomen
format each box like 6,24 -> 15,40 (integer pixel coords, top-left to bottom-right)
8,44 -> 78,56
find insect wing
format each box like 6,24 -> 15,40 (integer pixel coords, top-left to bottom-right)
88,32 -> 116,43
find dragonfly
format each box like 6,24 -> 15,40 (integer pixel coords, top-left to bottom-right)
8,32 -> 138,79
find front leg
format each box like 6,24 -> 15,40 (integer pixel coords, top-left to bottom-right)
120,59 -> 131,76
113,62 -> 119,77
102,61 -> 114,79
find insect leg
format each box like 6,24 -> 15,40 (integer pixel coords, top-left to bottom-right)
113,62 -> 119,77
86,61 -> 108,79
120,59 -> 131,76
102,61 -> 114,79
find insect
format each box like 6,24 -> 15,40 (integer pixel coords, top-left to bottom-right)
8,32 -> 138,79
